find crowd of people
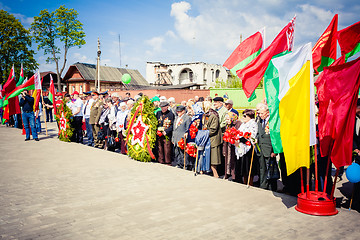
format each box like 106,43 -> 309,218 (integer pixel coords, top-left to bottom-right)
5,89 -> 360,205
49,90 -> 300,194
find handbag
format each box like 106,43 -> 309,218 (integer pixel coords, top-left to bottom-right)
97,128 -> 105,140
107,135 -> 116,149
266,157 -> 280,180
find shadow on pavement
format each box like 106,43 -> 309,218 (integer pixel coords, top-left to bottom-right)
272,191 -> 297,209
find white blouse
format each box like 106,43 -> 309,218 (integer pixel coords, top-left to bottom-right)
235,119 -> 258,158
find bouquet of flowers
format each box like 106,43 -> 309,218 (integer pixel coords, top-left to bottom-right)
178,138 -> 185,150
185,142 -> 197,158
223,127 -> 241,144
189,122 -> 198,139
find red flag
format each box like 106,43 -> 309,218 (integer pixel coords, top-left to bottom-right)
312,14 -> 338,74
237,16 -> 296,98
337,20 -> 360,61
315,56 -> 360,168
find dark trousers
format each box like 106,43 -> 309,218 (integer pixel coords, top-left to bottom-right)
46,109 -> 53,122
73,116 -> 83,143
85,118 -> 93,145
157,136 -> 172,164
259,155 -> 278,191
119,132 -> 127,154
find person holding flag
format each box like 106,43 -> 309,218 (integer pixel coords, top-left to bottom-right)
19,89 -> 38,141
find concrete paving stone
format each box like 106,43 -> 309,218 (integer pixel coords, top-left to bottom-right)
1,123 -> 360,239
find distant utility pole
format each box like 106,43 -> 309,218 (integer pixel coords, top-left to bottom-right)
95,37 -> 101,92
118,34 -> 121,68
240,34 -> 242,43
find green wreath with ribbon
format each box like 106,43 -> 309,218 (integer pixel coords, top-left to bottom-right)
54,99 -> 74,142
126,96 -> 157,162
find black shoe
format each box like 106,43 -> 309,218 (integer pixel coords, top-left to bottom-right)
25,138 -> 30,141
34,138 -> 39,141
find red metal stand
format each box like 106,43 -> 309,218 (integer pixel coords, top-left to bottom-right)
295,145 -> 338,216
295,191 -> 338,216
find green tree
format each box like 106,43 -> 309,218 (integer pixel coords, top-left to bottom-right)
0,10 -> 38,84
31,5 -> 86,92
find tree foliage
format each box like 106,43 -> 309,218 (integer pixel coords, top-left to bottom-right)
31,5 -> 86,92
214,74 -> 263,89
0,10 -> 38,84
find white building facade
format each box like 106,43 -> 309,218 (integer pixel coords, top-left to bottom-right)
146,62 -> 230,89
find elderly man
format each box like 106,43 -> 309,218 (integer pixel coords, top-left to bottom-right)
257,103 -> 279,191
89,91 -> 104,148
224,99 -> 239,116
213,96 -> 227,133
172,105 -> 191,169
168,97 -> 177,116
156,101 -> 175,165
83,92 -> 94,146
71,91 -> 84,143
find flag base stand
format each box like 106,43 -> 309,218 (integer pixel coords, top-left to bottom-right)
295,191 -> 338,216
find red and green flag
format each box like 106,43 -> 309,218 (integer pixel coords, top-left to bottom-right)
2,65 -> 21,124
337,20 -> 360,62
237,16 -> 296,98
16,63 -> 25,87
48,74 -> 56,115
223,29 -> 264,101
312,14 -> 338,74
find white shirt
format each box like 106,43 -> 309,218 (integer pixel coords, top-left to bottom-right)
83,98 -> 94,119
73,98 -> 83,117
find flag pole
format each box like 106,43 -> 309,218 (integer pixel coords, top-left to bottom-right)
314,145 -> 319,192
40,89 -> 48,136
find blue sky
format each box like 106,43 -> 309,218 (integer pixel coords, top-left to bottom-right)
1,0 -> 360,78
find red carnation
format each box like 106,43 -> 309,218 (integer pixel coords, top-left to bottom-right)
244,132 -> 251,139
245,141 -> 251,146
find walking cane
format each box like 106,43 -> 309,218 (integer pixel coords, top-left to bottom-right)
349,185 -> 355,211
194,147 -> 199,176
247,145 -> 256,188
183,138 -> 187,170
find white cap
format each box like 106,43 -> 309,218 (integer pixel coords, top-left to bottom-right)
160,96 -> 167,102
168,97 -> 175,103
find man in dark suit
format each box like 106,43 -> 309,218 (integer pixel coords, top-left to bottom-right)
351,99 -> 360,210
257,103 -> 279,191
172,105 -> 191,169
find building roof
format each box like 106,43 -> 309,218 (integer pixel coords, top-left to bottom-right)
63,62 -> 149,89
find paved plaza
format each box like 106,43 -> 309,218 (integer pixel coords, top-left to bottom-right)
0,123 -> 359,240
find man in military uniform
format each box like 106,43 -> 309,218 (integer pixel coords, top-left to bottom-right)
156,101 -> 175,165
89,91 -> 104,148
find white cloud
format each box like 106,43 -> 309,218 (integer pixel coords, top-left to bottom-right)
145,36 -> 165,53
12,13 -> 33,28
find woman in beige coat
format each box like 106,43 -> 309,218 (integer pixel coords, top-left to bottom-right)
202,102 -> 222,178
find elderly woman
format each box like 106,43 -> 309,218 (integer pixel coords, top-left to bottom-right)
116,102 -> 129,154
223,112 -> 242,181
202,101 -> 222,178
235,109 -> 258,186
